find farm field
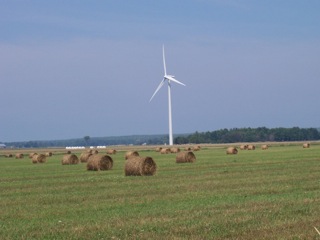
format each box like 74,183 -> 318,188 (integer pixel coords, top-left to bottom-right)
0,143 -> 320,239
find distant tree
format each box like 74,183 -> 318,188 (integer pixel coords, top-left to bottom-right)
84,136 -> 90,146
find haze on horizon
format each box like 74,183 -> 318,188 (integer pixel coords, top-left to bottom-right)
1,1 -> 320,142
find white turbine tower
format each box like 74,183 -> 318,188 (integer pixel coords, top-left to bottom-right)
150,45 -> 186,145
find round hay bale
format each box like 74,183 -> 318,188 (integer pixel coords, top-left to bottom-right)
226,147 -> 238,154
247,145 -> 256,150
106,149 -> 117,155
66,150 -> 71,154
32,157 -> 38,164
170,147 -> 180,153
32,154 -> 46,163
5,154 -> 13,158
62,154 -> 79,165
92,149 -> 99,154
125,151 -> 139,160
45,152 -> 53,157
32,154 -> 38,163
185,146 -> 192,151
15,153 -> 24,159
125,156 -> 157,176
155,147 -> 162,152
29,153 -> 37,159
176,151 -> 196,163
240,145 -> 248,150
302,143 -> 310,148
160,148 -> 170,154
261,144 -> 269,150
37,154 -> 46,163
79,152 -> 92,163
192,146 -> 201,151
87,154 -> 113,171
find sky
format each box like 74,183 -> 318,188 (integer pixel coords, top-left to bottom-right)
1,0 -> 320,142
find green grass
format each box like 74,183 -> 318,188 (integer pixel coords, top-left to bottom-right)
1,144 -> 320,239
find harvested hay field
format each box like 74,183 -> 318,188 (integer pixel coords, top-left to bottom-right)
176,151 -> 196,163
87,154 -> 113,171
61,154 -> 79,165
124,156 -> 157,176
1,142 -> 320,239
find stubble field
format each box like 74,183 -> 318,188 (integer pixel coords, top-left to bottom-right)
0,143 -> 319,239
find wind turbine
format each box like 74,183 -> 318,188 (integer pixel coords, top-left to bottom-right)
150,45 -> 186,146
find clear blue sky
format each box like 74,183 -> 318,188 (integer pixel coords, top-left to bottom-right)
1,0 -> 320,142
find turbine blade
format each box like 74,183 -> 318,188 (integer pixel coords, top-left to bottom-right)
149,79 -> 166,102
163,45 -> 167,76
165,76 -> 186,86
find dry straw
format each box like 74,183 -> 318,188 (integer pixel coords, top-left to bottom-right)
92,149 -> 99,154
192,146 -> 201,151
45,152 -> 53,157
303,143 -> 310,148
247,145 -> 256,150
261,144 -> 269,150
15,153 -> 24,159
61,154 -> 79,165
79,152 -> 92,163
106,149 -> 117,155
160,148 -> 170,154
240,145 -> 248,150
170,147 -> 180,153
31,153 -> 38,163
87,154 -> 113,171
125,151 -> 139,160
32,154 -> 46,164
226,147 -> 238,155
5,154 -> 13,158
29,153 -> 37,159
176,151 -> 196,163
124,156 -> 157,176
155,147 -> 162,152
185,146 -> 192,151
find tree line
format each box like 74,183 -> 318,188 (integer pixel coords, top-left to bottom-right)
3,127 -> 319,148
174,127 -> 320,144
4,134 -> 174,148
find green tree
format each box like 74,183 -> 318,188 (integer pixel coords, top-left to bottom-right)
84,136 -> 90,146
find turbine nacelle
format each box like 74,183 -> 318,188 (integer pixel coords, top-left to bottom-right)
165,74 -> 175,79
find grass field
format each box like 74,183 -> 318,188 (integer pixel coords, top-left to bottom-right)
1,143 -> 319,239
